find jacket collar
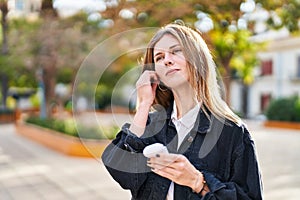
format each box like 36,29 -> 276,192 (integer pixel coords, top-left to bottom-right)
152,101 -> 211,134
193,106 -> 212,134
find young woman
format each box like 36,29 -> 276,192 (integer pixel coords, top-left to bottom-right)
102,22 -> 263,200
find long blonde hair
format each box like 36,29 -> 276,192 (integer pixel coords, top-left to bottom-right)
142,23 -> 241,125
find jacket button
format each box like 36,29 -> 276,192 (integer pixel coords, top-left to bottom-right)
187,136 -> 193,143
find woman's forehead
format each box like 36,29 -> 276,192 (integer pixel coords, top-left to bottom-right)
153,35 -> 180,52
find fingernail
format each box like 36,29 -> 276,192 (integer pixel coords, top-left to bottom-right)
156,154 -> 160,157
151,168 -> 155,171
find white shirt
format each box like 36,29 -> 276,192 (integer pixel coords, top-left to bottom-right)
166,101 -> 200,200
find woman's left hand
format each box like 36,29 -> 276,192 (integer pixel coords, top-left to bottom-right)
147,153 -> 199,189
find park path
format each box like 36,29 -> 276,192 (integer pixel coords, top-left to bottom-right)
0,114 -> 299,200
0,123 -> 131,200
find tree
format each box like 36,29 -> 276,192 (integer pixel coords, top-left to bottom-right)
229,29 -> 265,117
35,0 -> 104,116
205,23 -> 264,105
2,0 -> 287,113
99,0 -> 262,106
256,0 -> 300,33
0,0 -> 8,108
34,0 -> 58,117
0,4 -> 42,109
34,0 -> 276,111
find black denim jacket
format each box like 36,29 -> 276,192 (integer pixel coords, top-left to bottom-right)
102,105 -> 263,200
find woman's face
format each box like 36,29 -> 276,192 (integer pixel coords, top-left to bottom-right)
153,34 -> 189,89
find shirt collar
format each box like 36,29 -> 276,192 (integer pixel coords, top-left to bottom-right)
171,101 -> 201,129
151,101 -> 212,134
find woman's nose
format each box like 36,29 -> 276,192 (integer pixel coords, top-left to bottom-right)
164,53 -> 174,67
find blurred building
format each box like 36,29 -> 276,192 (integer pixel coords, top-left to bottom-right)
7,0 -> 41,19
231,36 -> 300,118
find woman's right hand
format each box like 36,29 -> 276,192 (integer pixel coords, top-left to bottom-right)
129,70 -> 159,137
136,70 -> 159,107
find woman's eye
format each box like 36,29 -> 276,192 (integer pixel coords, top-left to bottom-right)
172,48 -> 182,54
155,56 -> 163,62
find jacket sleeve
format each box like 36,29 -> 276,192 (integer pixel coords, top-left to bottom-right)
101,123 -> 150,198
201,127 -> 263,200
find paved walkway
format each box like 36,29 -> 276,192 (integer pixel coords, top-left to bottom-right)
0,124 -> 130,200
249,121 -> 300,200
0,118 -> 300,200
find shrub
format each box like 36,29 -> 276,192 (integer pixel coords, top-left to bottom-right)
0,108 -> 15,114
25,116 -> 118,140
265,95 -> 300,122
295,100 -> 300,121
101,126 -> 120,140
95,85 -> 112,110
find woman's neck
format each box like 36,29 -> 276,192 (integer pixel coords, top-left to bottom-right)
172,85 -> 198,119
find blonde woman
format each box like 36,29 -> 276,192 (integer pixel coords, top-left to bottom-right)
102,22 -> 263,200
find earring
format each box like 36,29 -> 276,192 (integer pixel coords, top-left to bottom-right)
158,84 -> 168,92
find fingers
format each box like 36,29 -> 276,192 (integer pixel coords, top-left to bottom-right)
136,70 -> 159,88
152,165 -> 179,180
150,153 -> 184,164
135,70 -> 160,106
147,154 -> 198,185
147,153 -> 184,170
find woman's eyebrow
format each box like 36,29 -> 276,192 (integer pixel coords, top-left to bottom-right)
169,44 -> 180,49
154,44 -> 181,57
154,51 -> 162,58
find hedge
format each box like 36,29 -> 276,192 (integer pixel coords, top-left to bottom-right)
265,95 -> 300,122
25,116 -> 118,140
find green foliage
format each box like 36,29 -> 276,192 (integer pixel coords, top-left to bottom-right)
2,0 -> 298,114
295,99 -> 300,121
279,1 -> 300,32
257,0 -> 300,33
209,26 -> 264,85
64,100 -> 72,111
6,96 -> 16,109
8,87 -> 36,98
57,68 -> 73,84
265,95 -> 300,122
101,126 -> 120,140
25,116 -> 116,140
95,85 -> 112,110
0,18 -> 39,89
29,92 -> 40,108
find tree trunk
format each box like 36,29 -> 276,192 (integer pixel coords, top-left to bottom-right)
39,0 -> 58,117
41,0 -> 57,18
220,53 -> 233,106
0,74 -> 8,108
0,1 -> 8,55
43,60 -> 57,114
241,84 -> 249,118
222,73 -> 231,105
0,1 -> 9,109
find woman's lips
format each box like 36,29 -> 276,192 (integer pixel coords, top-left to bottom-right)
165,69 -> 179,76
